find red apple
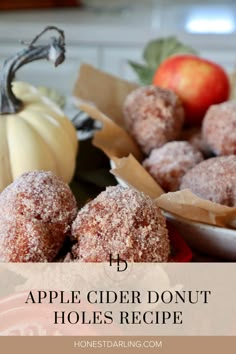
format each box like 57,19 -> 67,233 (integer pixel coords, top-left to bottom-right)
153,54 -> 230,126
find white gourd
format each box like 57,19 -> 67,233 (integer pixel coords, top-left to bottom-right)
0,26 -> 78,192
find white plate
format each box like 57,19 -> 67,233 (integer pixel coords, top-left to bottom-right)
110,160 -> 236,261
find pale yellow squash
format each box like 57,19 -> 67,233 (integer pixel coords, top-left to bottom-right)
0,27 -> 78,192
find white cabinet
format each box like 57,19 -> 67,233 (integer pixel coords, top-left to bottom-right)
101,47 -> 142,82
199,50 -> 236,73
0,5 -> 236,94
0,45 -> 99,94
18,45 -> 99,94
176,34 -> 236,73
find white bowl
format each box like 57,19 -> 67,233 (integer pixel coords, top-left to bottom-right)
165,212 -> 236,261
110,160 -> 236,261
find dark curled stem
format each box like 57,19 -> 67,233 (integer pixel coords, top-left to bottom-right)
0,26 -> 65,115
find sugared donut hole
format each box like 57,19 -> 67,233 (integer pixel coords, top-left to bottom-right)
123,85 -> 185,155
179,127 -> 213,158
143,141 -> 204,192
202,101 -> 236,156
0,171 -> 78,262
180,155 -> 236,206
71,186 -> 170,262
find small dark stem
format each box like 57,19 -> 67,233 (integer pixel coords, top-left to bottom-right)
0,26 -> 65,114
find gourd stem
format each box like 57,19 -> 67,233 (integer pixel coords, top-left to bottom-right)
0,26 -> 65,114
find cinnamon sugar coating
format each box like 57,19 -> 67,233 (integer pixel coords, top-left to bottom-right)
0,215 -> 64,262
180,127 -> 212,157
71,186 -> 170,262
0,171 -> 77,262
202,101 -> 236,155
180,156 -> 236,206
123,85 -> 185,155
143,141 -> 203,192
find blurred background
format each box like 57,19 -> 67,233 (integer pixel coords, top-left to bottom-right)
0,0 -> 235,94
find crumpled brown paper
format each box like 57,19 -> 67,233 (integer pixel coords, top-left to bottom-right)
74,63 -> 138,128
79,102 -> 142,161
73,64 -> 236,229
